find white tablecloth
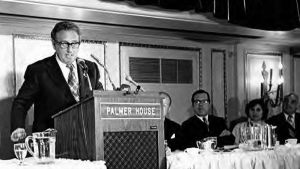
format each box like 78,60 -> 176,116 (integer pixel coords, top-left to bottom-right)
167,145 -> 300,169
0,157 -> 106,169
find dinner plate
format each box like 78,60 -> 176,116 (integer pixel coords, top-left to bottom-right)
238,143 -> 263,151
184,148 -> 219,154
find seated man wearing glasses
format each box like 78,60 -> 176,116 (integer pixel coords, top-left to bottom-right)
178,89 -> 234,149
10,21 -> 103,142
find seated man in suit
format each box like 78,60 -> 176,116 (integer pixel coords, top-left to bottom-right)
267,93 -> 300,144
10,21 -> 103,142
159,91 -> 181,151
179,89 -> 234,149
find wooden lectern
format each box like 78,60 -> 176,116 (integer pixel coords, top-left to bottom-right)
52,91 -> 165,169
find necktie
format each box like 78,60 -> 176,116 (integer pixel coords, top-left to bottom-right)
203,117 -> 209,131
287,115 -> 296,137
66,64 -> 79,101
287,115 -> 295,128
203,117 -> 208,125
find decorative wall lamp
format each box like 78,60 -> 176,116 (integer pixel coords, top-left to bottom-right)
261,61 -> 283,107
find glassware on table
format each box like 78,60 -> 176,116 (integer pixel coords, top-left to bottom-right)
14,143 -> 27,165
240,125 -> 277,150
196,137 -> 217,151
25,129 -> 57,164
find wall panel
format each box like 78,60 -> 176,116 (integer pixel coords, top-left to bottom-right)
0,35 -> 14,159
211,49 -> 226,118
120,45 -> 200,124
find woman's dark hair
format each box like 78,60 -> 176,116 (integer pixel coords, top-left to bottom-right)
191,89 -> 210,104
245,98 -> 268,120
51,21 -> 81,41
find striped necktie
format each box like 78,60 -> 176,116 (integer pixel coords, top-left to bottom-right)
287,114 -> 296,137
203,117 -> 209,131
66,64 -> 79,101
287,115 -> 295,128
203,117 -> 208,125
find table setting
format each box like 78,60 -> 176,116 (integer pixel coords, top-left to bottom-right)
0,129 -> 106,169
167,125 -> 300,169
0,157 -> 107,169
168,144 -> 300,169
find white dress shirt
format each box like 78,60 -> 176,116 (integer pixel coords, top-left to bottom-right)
284,113 -> 295,121
196,115 -> 209,124
56,56 -> 79,83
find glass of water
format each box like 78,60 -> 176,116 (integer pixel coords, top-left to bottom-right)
14,143 -> 27,165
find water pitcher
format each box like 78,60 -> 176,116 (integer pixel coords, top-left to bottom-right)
25,129 -> 56,164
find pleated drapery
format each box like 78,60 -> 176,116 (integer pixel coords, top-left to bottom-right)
110,0 -> 300,31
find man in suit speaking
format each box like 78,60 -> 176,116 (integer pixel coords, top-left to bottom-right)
10,21 -> 103,142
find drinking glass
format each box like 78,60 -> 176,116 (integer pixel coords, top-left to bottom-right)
205,137 -> 217,149
197,137 -> 217,150
14,143 -> 27,165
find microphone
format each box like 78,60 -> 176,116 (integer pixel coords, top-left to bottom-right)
125,75 -> 145,92
90,54 -> 117,91
77,58 -> 88,72
77,58 -> 92,91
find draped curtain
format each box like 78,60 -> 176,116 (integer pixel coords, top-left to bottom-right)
111,0 -> 300,31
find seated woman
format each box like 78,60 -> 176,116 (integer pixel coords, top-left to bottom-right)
232,98 -> 268,144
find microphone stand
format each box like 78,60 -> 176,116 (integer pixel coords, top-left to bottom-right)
83,71 -> 92,91
77,58 -> 92,91
90,54 -> 117,91
91,54 -> 145,94
125,75 -> 146,93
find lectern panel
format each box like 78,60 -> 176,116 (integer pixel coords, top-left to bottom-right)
104,131 -> 158,169
53,91 -> 165,169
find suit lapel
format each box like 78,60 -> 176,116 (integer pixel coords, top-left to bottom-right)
76,59 -> 93,100
295,113 -> 300,131
45,54 -> 75,101
45,55 -> 67,87
77,61 -> 86,100
194,116 -> 209,133
281,113 -> 296,137
282,113 -> 296,129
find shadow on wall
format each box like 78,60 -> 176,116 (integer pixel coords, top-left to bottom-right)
227,97 -> 241,122
228,97 -> 248,131
0,97 -> 14,159
0,71 -> 33,159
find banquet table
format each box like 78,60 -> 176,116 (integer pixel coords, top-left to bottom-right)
0,157 -> 107,169
167,145 -> 300,169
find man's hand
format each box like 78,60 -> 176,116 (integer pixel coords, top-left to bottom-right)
10,128 -> 26,142
219,129 -> 231,137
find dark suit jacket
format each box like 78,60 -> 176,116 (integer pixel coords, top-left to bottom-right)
267,113 -> 300,144
11,54 -> 103,132
179,115 -> 234,149
164,118 -> 181,151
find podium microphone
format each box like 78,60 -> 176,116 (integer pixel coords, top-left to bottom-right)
90,54 -> 117,91
125,75 -> 145,92
77,58 -> 92,91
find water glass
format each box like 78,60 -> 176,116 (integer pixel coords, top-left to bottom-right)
14,143 -> 27,165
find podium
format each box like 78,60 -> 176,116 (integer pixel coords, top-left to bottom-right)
52,91 -> 165,169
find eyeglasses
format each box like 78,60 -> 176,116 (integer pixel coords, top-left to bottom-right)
54,40 -> 80,49
194,99 -> 209,104
250,107 -> 262,112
